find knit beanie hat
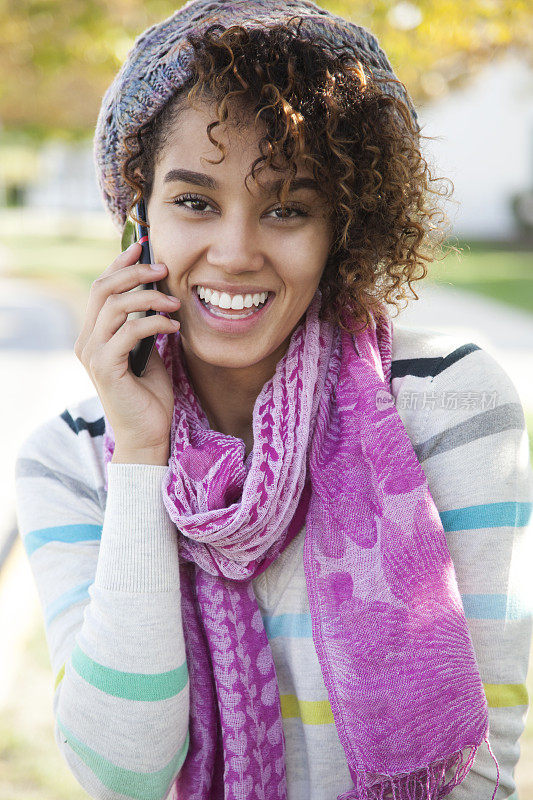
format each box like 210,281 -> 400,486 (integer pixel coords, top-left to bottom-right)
93,0 -> 421,233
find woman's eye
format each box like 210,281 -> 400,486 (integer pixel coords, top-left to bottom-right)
171,194 -> 307,220
271,205 -> 307,220
172,194 -> 211,212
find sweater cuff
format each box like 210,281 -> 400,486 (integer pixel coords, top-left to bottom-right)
95,463 -> 181,592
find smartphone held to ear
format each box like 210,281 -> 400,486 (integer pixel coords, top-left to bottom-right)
121,198 -> 158,378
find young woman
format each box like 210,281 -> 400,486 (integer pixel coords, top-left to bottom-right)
15,2 -> 532,799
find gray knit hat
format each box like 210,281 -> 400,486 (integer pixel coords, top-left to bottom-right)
93,0 -> 420,233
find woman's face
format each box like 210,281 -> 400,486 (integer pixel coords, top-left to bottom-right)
146,100 -> 333,372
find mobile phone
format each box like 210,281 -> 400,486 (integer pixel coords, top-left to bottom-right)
121,198 -> 158,377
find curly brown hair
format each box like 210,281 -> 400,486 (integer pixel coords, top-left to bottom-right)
122,18 -> 458,334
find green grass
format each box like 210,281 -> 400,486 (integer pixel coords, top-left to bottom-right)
1,233 -> 120,292
429,240 -> 533,315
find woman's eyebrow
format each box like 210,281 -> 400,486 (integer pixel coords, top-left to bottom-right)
163,168 -> 319,193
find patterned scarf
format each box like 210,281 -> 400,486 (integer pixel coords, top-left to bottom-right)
102,289 -> 500,799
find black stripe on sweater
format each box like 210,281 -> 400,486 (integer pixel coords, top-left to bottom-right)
391,343 -> 481,381
61,409 -> 105,438
60,343 -> 481,437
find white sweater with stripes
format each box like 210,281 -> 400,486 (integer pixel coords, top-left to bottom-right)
14,323 -> 533,800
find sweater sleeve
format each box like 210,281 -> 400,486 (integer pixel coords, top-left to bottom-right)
14,407 -> 190,800
396,343 -> 533,800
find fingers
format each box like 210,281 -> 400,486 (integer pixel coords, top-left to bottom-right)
91,288 -> 180,346
72,243 -> 180,451
89,314 -> 180,379
100,241 -> 142,278
75,245 -> 170,358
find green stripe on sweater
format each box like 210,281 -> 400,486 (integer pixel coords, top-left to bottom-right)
55,644 -> 188,700
57,716 -> 189,800
55,663 -> 65,691
54,661 -> 528,716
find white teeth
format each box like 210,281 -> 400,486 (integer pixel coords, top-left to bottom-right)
231,295 -> 244,310
195,286 -> 269,309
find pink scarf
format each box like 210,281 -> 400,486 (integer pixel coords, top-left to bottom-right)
102,288 -> 499,799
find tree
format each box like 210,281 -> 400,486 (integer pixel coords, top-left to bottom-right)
1,0 -> 532,142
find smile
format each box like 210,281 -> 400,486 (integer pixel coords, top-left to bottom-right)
195,285 -> 271,312
192,286 -> 275,332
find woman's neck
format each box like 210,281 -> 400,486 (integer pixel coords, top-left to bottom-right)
180,340 -> 287,453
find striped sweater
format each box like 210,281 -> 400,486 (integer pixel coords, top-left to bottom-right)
14,323 -> 533,800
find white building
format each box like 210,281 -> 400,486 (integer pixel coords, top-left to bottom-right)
25,139 -> 103,213
418,50 -> 533,240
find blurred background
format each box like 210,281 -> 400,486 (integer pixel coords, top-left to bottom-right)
1,1 -> 533,798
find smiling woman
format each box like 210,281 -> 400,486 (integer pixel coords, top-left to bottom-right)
13,2 -> 533,800
114,19 -> 447,448
136,96 -> 334,444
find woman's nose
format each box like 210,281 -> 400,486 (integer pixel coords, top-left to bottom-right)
206,215 -> 265,273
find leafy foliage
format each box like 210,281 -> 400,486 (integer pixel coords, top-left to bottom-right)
1,0 -> 532,140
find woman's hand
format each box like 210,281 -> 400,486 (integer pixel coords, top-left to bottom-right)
74,241 -> 180,462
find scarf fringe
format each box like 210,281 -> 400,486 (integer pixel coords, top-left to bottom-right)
337,736 -> 500,800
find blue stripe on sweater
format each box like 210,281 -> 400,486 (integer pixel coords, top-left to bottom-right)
24,501 -> 533,556
262,613 -> 313,639
24,523 -> 102,557
439,501 -> 532,531
44,584 -> 530,632
23,501 -> 531,561
37,498 -> 533,628
44,580 -> 532,631
461,594 -> 532,620
261,593 -> 531,637
46,580 -> 93,626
